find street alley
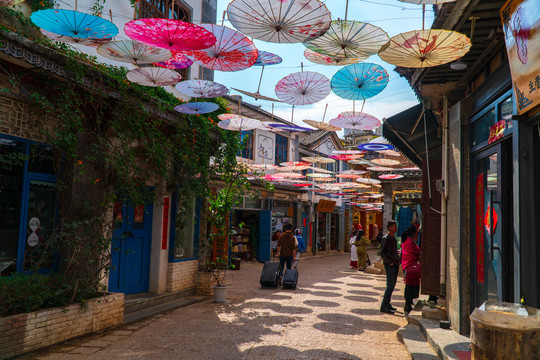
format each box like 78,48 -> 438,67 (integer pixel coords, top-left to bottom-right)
20,253 -> 410,360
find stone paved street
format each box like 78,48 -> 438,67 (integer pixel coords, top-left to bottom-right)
20,252 -> 410,360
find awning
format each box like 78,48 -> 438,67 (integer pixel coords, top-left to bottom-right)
382,103 -> 441,167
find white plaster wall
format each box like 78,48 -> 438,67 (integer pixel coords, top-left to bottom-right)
254,129 -> 276,164
149,195 -> 172,294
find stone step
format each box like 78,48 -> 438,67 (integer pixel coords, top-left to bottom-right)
124,289 -> 203,315
124,295 -> 207,324
397,323 -> 438,360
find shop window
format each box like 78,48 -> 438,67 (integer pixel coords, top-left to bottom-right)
275,134 -> 288,165
327,162 -> 334,172
239,130 -> 253,160
500,96 -> 513,129
472,108 -> 496,147
170,195 -> 200,261
0,134 -> 57,276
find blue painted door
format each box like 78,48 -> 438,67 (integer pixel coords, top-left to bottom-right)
109,202 -> 153,295
258,210 -> 271,262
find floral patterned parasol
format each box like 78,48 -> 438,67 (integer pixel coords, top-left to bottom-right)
357,143 -> 394,151
31,9 -> 118,39
183,24 -> 258,72
175,80 -> 228,98
329,112 -> 381,130
275,71 -> 331,105
227,0 -> 331,44
40,29 -> 111,47
124,18 -> 216,51
174,102 -> 219,114
378,174 -> 404,180
303,49 -> 361,66
97,40 -> 172,64
255,51 -> 283,66
371,158 -> 401,166
154,51 -> 193,69
331,63 -> 389,100
126,67 -> 182,87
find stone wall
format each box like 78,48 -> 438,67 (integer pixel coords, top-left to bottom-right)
0,293 -> 124,360
166,260 -> 198,292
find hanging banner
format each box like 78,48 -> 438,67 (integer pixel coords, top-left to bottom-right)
487,120 -> 506,144
475,174 -> 485,284
501,0 -> 540,114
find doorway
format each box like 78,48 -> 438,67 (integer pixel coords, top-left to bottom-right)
472,141 -> 513,307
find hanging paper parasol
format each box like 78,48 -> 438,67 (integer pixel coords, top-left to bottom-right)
248,164 -> 278,170
314,177 -> 335,182
182,24 -> 258,72
396,166 -> 421,171
333,150 -> 363,155
340,170 -> 367,175
304,20 -> 389,60
226,0 -> 331,44
293,183 -> 314,187
372,158 -> 400,166
124,18 -> 216,51
217,117 -> 267,131
306,173 -> 332,178
31,9 -> 118,39
358,143 -> 394,151
301,156 -> 335,164
329,154 -> 362,161
399,0 -> 456,4
331,63 -> 389,100
264,174 -> 284,181
304,49 -> 361,66
175,80 -> 228,98
174,102 -> 219,114
1,0 -> 24,6
329,112 -> 381,130
302,119 -> 341,131
40,29 -> 111,47
97,40 -> 172,64
366,166 -> 394,172
232,88 -> 281,102
126,67 -> 182,87
378,29 -> 471,68
309,167 -> 334,174
356,178 -> 381,185
268,123 -> 312,132
380,149 -> 401,157
275,71 -> 331,105
277,165 -> 311,171
379,174 -> 404,180
349,159 -> 372,165
255,51 -> 283,66
336,174 -> 361,179
278,172 -> 305,179
154,51 -> 193,69
281,161 -> 312,167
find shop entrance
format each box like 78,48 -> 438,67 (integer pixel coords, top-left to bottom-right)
472,141 -> 513,307
232,210 -> 272,262
109,202 -> 153,295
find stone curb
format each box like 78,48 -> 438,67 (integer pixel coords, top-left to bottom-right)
397,323 -> 438,360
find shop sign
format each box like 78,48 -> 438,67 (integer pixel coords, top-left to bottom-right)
316,200 -> 336,213
487,120 -> 506,144
475,174 -> 485,283
501,0 -> 540,114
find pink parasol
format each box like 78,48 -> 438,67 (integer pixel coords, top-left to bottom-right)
328,154 -> 362,161
293,183 -> 314,187
248,164 -> 278,170
126,67 -> 182,87
329,112 -> 381,130
379,174 -> 404,180
372,158 -> 400,166
175,80 -> 228,98
264,174 -> 284,181
332,150 -> 363,155
275,71 -> 331,105
278,172 -> 305,179
183,24 -> 258,72
280,161 -> 312,167
154,51 -> 193,69
366,166 -> 394,172
336,174 -> 361,179
277,165 -> 311,171
124,18 -> 216,51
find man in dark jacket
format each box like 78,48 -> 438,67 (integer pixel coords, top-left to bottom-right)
380,220 -> 400,314
277,223 -> 296,275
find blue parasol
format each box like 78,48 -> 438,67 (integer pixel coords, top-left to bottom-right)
357,143 -> 394,151
30,9 -> 118,39
174,102 -> 219,115
268,124 -> 312,132
331,63 -> 388,100
254,51 -> 283,66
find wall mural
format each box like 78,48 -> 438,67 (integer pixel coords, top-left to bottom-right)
257,134 -> 274,161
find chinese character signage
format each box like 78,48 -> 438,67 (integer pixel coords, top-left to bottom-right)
487,120 -> 506,144
316,200 -> 336,213
501,0 -> 540,114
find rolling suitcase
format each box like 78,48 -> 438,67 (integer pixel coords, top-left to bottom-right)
260,261 -> 280,288
282,269 -> 298,289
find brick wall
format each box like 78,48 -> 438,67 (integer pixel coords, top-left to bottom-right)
166,260 -> 198,292
0,293 -> 124,360
195,271 -> 216,296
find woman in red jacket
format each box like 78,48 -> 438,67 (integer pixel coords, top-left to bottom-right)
401,225 -> 421,316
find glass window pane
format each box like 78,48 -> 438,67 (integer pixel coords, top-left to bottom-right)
0,138 -> 26,276
500,96 -> 513,130
28,143 -> 55,175
173,197 -> 196,259
275,134 -> 288,165
472,108 -> 496,146
23,180 -> 57,271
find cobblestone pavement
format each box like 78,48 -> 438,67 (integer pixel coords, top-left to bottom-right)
20,252 -> 410,360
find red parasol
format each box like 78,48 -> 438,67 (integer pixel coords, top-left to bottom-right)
124,18 -> 216,51
183,24 -> 258,72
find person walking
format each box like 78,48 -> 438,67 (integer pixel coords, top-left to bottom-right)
293,229 -> 306,269
355,229 -> 370,271
349,229 -> 359,269
276,223 -> 296,276
380,220 -> 400,314
401,225 -> 421,316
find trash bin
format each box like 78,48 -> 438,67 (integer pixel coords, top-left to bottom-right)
470,300 -> 540,359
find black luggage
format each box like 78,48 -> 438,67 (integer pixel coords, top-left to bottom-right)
260,261 -> 280,288
282,269 -> 298,289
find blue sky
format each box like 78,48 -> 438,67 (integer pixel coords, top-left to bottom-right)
214,0 -> 435,130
